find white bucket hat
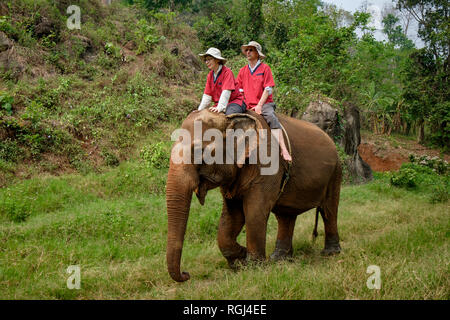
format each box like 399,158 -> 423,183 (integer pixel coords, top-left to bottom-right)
199,47 -> 227,63
241,41 -> 266,59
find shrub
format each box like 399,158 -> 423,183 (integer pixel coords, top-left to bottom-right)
0,198 -> 31,223
335,143 -> 350,184
140,142 -> 169,169
390,167 -> 417,189
104,42 -> 122,59
0,139 -> 23,162
134,19 -> 164,55
409,154 -> 448,175
429,181 -> 449,204
102,150 -> 120,167
193,14 -> 245,56
0,91 -> 14,115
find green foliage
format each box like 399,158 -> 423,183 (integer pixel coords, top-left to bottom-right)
21,100 -> 45,124
104,42 -> 122,59
1,198 -> 31,223
129,0 -> 193,11
244,0 -> 263,41
390,155 -> 449,203
263,0 -> 320,50
335,143 -> 350,184
429,180 -> 449,204
382,13 -> 414,50
397,0 -> 449,59
396,0 -> 449,148
134,19 -> 164,55
390,167 -> 417,189
401,47 -> 450,148
409,154 -> 448,175
0,91 -> 14,115
0,139 -> 24,163
271,8 -> 356,112
193,12 -> 246,56
0,15 -> 17,39
140,142 -> 170,169
102,150 -> 120,167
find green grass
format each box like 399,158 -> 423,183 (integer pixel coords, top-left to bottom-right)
0,167 -> 448,299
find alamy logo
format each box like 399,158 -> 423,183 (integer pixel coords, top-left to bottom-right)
67,5 -> 81,30
171,120 -> 279,175
366,265 -> 381,290
66,265 -> 81,289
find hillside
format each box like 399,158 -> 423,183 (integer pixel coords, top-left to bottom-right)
0,0 -> 204,187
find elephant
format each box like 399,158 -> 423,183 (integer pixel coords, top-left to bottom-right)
166,109 -> 342,282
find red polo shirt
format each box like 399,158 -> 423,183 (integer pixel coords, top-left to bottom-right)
204,65 -> 243,107
237,62 -> 275,109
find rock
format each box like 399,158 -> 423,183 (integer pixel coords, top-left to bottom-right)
301,98 -> 342,140
0,31 -> 12,52
183,52 -> 202,72
341,103 -> 373,183
301,97 -> 372,184
0,51 -> 25,81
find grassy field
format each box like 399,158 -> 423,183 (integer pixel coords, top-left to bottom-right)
0,155 -> 448,300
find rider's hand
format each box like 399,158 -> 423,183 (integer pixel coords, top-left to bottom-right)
254,104 -> 262,115
209,107 -> 220,113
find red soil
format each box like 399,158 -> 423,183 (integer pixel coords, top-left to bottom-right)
358,133 -> 449,172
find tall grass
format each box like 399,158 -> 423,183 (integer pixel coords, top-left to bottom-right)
0,166 -> 448,299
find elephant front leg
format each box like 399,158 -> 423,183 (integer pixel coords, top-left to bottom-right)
270,214 -> 297,261
242,192 -> 272,262
217,199 -> 247,269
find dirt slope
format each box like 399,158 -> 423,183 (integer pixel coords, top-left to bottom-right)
359,131 -> 449,172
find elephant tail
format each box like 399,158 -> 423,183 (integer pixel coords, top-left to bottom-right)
312,207 -> 321,242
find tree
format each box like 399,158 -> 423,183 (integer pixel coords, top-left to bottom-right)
245,0 -> 263,41
397,0 -> 449,147
382,13 -> 415,50
397,0 -> 449,63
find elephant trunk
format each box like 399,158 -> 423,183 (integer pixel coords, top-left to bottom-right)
166,163 -> 197,282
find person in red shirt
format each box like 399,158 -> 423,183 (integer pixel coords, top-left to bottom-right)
197,47 -> 246,114
237,41 -> 292,162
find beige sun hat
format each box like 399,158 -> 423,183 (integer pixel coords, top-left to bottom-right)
241,41 -> 266,59
199,47 -> 227,63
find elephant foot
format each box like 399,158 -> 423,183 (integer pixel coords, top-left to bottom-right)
228,257 -> 248,270
224,246 -> 247,270
270,240 -> 293,261
321,238 -> 341,256
270,247 -> 293,261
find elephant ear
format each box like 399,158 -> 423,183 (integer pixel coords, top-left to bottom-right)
225,113 -> 264,168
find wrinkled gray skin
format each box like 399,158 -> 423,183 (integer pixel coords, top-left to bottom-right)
166,109 -> 342,282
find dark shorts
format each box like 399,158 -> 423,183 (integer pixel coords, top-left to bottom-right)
260,102 -> 281,129
225,102 -> 281,129
225,102 -> 247,115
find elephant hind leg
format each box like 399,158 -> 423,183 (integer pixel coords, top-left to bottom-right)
320,165 -> 342,256
270,214 -> 297,261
